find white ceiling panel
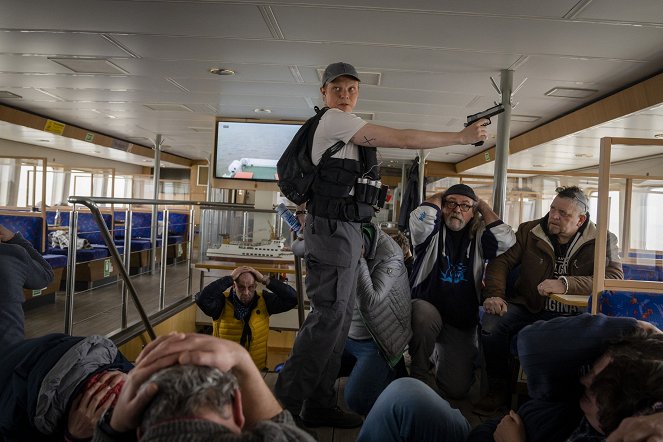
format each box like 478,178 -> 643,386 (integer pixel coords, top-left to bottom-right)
0,0 -> 661,169
1,0 -> 271,38
0,31 -> 128,57
275,7 -> 663,60
578,0 -> 663,23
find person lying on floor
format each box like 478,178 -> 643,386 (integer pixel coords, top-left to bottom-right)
356,313 -> 661,442
0,224 -> 133,442
91,332 -> 315,442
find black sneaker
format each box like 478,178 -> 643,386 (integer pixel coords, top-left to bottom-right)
301,405 -> 363,428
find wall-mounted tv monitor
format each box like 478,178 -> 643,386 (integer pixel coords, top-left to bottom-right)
213,118 -> 303,182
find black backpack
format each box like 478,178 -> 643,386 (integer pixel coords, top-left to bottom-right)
277,106 -> 345,205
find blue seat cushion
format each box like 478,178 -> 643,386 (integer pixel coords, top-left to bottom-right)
595,291 -> 663,329
46,247 -> 110,262
114,239 -> 152,251
91,244 -> 124,255
42,254 -> 67,269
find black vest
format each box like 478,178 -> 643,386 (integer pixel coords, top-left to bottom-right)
309,146 -> 380,222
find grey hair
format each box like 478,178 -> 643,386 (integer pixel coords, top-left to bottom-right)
555,185 -> 590,215
140,365 -> 239,431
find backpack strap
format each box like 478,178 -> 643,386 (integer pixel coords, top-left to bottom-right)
319,140 -> 345,166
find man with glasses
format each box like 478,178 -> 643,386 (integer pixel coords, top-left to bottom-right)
408,184 -> 516,400
196,265 -> 297,370
479,185 -> 623,412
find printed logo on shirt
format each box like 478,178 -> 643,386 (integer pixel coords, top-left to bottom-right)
439,256 -> 468,284
544,297 -> 580,315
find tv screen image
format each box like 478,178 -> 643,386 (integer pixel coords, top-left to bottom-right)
214,120 -> 302,181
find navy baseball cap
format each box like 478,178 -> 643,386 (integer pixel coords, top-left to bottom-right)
321,62 -> 360,86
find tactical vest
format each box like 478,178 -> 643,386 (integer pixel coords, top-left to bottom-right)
212,293 -> 270,370
308,145 -> 383,222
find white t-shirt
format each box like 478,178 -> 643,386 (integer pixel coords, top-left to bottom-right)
311,108 -> 367,165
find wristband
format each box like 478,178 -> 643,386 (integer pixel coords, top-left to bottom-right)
295,210 -> 307,215
558,276 -> 569,295
98,408 -> 137,441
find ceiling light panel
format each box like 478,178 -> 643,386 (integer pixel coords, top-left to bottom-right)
143,103 -> 194,112
49,58 -> 129,75
0,90 -> 22,99
545,87 -> 598,99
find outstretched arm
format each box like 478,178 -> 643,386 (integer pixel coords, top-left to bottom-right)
351,119 -> 488,149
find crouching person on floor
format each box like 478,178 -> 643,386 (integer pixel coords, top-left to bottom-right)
196,265 -> 298,370
408,185 -> 515,401
339,223 -> 412,415
92,333 -> 315,442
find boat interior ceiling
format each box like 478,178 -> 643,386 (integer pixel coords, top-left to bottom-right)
1,0 -> 663,175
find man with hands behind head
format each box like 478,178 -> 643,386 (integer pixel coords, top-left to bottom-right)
196,265 -> 297,370
93,333 -> 314,442
408,184 -> 515,400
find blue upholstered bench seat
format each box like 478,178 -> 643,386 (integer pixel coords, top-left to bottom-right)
114,239 -> 152,251
46,247 -> 110,262
596,291 -> 663,329
622,263 -> 658,281
90,243 -> 124,254
42,254 -> 68,269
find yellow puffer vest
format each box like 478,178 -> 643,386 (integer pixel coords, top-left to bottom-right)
212,292 -> 270,370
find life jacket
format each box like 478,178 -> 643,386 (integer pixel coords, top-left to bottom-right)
308,145 -> 384,222
212,293 -> 270,370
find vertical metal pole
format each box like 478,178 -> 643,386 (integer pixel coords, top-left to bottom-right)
291,229 -> 306,328
187,207 -> 195,297
121,209 -> 133,328
399,163 -> 407,224
159,209 -> 169,310
275,209 -> 284,239
64,209 -> 78,335
199,208 -> 207,262
492,69 -> 513,218
417,150 -> 429,202
242,211 -> 249,241
150,134 -> 162,275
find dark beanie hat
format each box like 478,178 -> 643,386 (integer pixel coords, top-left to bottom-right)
443,184 -> 478,201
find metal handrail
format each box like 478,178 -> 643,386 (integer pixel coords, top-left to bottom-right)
65,196 -> 307,341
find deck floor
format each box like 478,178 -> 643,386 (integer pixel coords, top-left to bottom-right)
24,261 -> 197,338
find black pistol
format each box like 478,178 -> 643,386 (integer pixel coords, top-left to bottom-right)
465,103 -> 505,147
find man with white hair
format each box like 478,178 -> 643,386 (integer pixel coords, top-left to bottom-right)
408,184 -> 515,400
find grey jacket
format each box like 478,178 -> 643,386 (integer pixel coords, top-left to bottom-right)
355,229 -> 412,367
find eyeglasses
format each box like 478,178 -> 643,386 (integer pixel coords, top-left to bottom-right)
443,201 -> 475,212
555,186 -> 588,213
236,283 -> 256,291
